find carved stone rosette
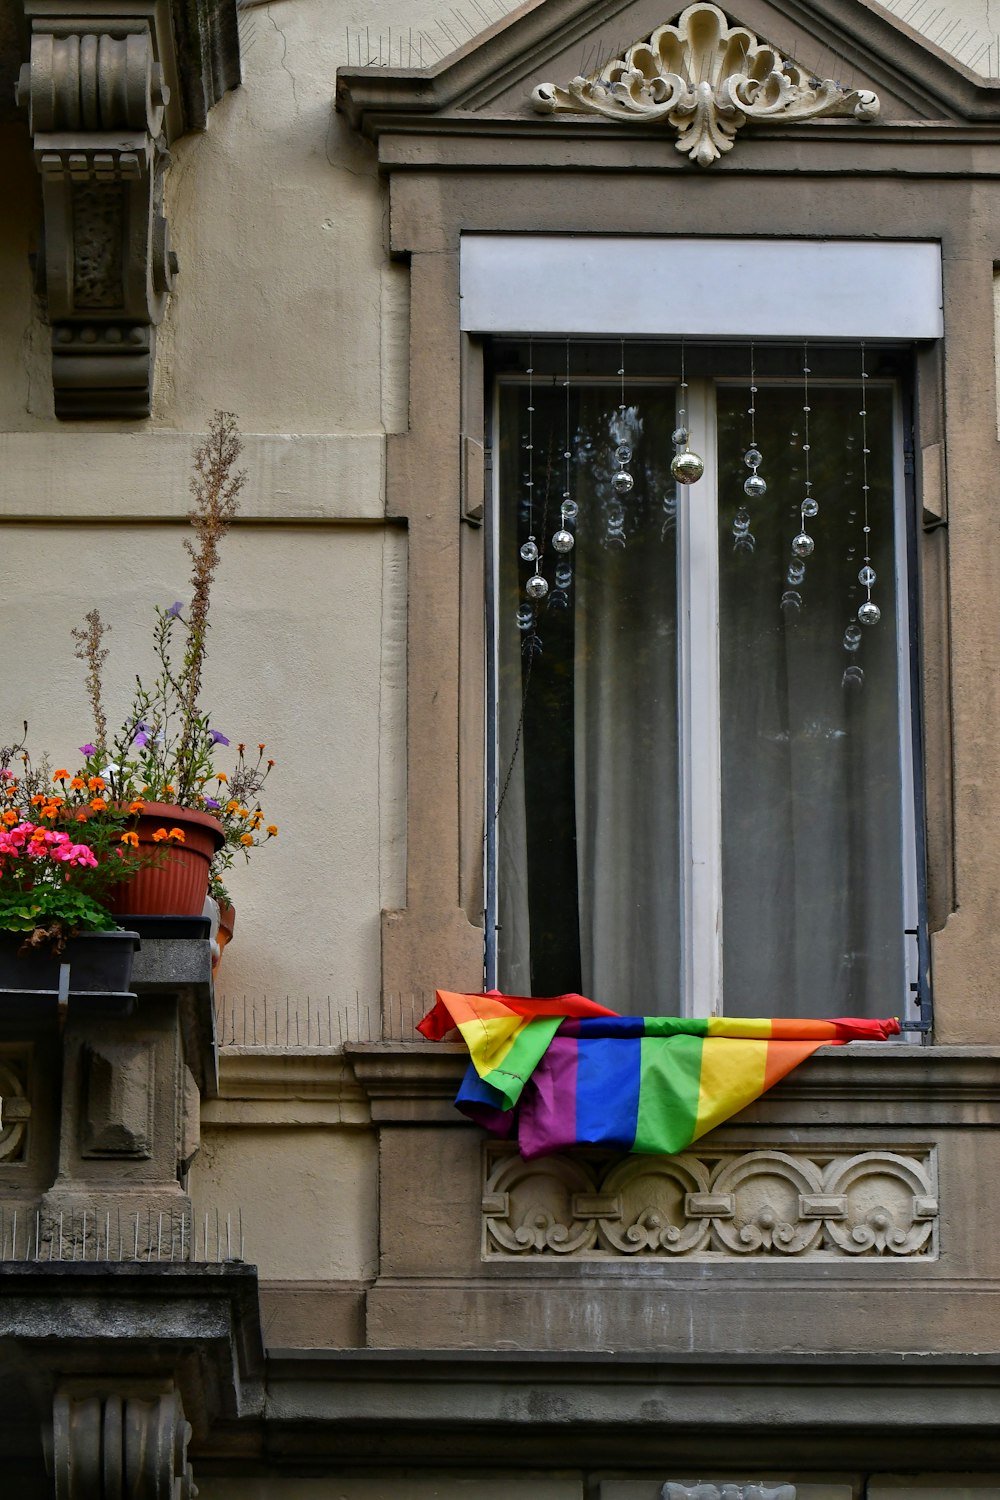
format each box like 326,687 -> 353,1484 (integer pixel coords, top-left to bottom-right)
531,3 -> 880,166
17,22 -> 178,417
482,1145 -> 938,1259
50,1387 -> 195,1499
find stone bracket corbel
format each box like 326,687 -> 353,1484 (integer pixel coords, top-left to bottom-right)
48,1383 -> 196,1499
17,19 -> 177,418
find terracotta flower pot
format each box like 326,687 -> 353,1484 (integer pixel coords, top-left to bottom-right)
105,803 -> 225,918
214,900 -> 236,972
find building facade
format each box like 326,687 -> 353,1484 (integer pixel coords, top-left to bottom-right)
3,0 -> 1000,1496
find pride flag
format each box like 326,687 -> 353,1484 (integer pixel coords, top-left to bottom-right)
418,991 -> 900,1159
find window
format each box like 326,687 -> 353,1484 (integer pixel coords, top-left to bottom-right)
486,339 -> 926,1023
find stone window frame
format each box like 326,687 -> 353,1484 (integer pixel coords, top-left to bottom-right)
337,0 -> 1000,1045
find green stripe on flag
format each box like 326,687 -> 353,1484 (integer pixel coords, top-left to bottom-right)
634,1033 -> 704,1154
483,1015 -> 562,1109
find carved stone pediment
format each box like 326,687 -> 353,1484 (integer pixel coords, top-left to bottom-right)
532,3 -> 880,166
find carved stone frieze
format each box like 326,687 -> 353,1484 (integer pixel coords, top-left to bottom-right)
532,3 -> 880,166
50,1386 -> 195,1499
0,1051 -> 32,1164
482,1145 -> 938,1259
664,1487 -> 795,1500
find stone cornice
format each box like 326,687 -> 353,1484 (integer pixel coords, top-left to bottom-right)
259,1347 -> 1000,1469
342,1041 -> 1000,1128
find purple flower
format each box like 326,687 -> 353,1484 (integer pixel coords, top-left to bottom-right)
133,732 -> 149,748
167,601 -> 184,618
208,730 -> 230,746
79,744 -> 96,757
204,797 -> 221,809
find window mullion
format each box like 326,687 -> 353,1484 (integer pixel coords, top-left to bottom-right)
678,378 -> 723,1019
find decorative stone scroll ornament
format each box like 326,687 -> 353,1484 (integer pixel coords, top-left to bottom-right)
16,22 -> 177,417
482,1145 -> 938,1259
531,3 -> 881,166
49,1387 -> 195,1499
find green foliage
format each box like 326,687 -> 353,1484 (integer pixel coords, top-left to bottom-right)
0,886 -> 118,935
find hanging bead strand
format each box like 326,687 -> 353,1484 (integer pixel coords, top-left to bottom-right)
550,341 -> 576,607
735,342 -> 763,552
671,340 -> 705,485
606,338 -> 633,548
791,343 -> 817,564
856,344 -> 881,628
521,346 -> 549,610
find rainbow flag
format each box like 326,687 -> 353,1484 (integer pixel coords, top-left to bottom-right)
419,991 -> 900,1159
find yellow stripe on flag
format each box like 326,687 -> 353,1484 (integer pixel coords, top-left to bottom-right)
693,1036 -> 769,1142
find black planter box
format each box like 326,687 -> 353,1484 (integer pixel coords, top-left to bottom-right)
0,930 -> 141,996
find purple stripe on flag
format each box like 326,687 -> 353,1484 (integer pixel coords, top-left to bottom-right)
517,1036 -> 578,1158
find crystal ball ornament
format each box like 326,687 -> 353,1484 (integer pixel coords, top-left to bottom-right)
801,497 -> 819,518
615,444 -> 632,465
791,532 -> 815,558
611,470 -> 634,496
843,664 -> 865,688
525,573 -> 549,601
561,500 -> 579,522
744,447 -> 762,469
733,508 -> 751,535
671,449 -> 705,485
520,538 -> 539,563
858,600 -> 881,625
859,565 -> 877,587
672,427 -> 689,447
552,529 -> 575,554
843,623 -> 863,650
744,473 -> 767,499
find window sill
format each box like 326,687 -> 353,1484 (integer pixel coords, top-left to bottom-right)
344,1040 -> 1000,1128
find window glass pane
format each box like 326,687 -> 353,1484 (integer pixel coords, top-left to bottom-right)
717,379 -> 906,1018
496,368 -> 680,1012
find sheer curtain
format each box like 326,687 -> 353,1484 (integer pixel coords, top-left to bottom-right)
718,382 -> 905,1018
497,376 -> 680,1012
497,349 -> 908,1020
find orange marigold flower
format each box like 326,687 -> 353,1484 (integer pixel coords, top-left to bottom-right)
266,825 -> 278,837
76,812 -> 87,823
89,797 -> 107,811
162,784 -> 175,797
152,829 -> 167,843
128,801 -> 144,814
239,833 -> 253,846
238,806 -> 249,819
40,806 -> 58,820
216,773 -> 228,784
30,795 -> 45,806
87,776 -> 106,791
226,800 -> 239,813
47,797 -> 64,808
237,743 -> 246,754
258,743 -> 266,751
167,828 -> 185,842
70,777 -> 85,790
1,810 -> 17,826
52,769 -> 69,781
120,831 -> 139,848
267,759 -> 275,768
